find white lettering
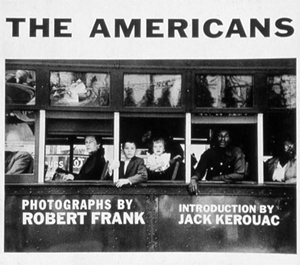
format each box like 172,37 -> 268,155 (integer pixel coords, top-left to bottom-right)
125,199 -> 133,210
22,200 -> 29,210
216,214 -> 224,224
22,212 -> 33,224
33,212 -> 44,225
135,212 -> 145,224
91,212 -> 101,224
45,212 -> 56,225
233,214 -> 242,225
117,199 -> 125,210
271,215 -> 280,226
260,205 -> 267,213
57,212 -> 66,225
267,205 -> 274,214
111,212 -> 122,224
102,212 -> 112,224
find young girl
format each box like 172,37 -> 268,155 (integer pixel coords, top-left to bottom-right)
146,138 -> 171,180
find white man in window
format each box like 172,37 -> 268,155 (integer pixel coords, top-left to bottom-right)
189,129 -> 246,195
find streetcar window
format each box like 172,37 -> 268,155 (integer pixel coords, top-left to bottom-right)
5,111 -> 35,175
263,112 -> 296,183
191,123 -> 257,182
50,71 -> 110,107
5,59 -> 296,185
45,136 -> 114,182
45,116 -> 114,182
120,117 -> 185,181
263,73 -> 296,183
123,74 -> 182,107
6,69 -> 36,105
267,75 -> 296,109
194,75 -> 253,108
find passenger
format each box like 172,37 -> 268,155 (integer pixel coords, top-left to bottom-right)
265,139 -> 296,183
54,135 -> 106,181
5,151 -> 33,174
5,121 -> 35,175
189,129 -> 246,194
111,140 -> 148,188
146,137 -> 172,180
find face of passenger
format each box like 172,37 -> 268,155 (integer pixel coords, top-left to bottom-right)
284,141 -> 295,158
6,131 -> 22,151
217,130 -> 231,148
85,136 -> 99,154
123,142 -> 136,159
272,85 -> 282,95
153,141 -> 165,156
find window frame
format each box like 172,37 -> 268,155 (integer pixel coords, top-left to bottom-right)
5,59 -> 296,185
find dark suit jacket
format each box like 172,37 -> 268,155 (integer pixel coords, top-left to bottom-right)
119,156 -> 148,184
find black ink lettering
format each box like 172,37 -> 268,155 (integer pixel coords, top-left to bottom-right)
226,19 -> 246,38
89,19 -> 111,37
192,19 -> 199,38
146,19 -> 164,37
168,19 -> 188,37
203,19 -> 223,38
115,19 -> 141,37
6,18 -> 26,37
275,18 -> 294,37
54,18 -> 72,37
250,19 -> 270,37
30,18 -> 49,37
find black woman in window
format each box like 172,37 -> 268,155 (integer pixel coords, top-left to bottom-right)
265,138 -> 296,183
189,129 -> 246,194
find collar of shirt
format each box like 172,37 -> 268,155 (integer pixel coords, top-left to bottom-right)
124,159 -> 131,174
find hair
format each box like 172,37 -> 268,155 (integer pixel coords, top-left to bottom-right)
152,137 -> 166,147
122,139 -> 137,149
85,135 -> 102,144
217,128 -> 231,136
122,140 -> 136,149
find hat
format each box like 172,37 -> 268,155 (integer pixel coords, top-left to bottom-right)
6,83 -> 35,104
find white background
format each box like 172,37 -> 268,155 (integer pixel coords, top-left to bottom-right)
0,0 -> 299,264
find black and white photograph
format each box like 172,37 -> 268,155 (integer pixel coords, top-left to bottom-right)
1,1 -> 299,265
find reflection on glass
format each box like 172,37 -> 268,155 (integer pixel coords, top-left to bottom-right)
267,75 -> 296,109
5,70 -> 36,105
195,75 -> 253,108
50,72 -> 110,107
124,74 -> 182,107
5,111 -> 35,174
45,145 -> 87,181
45,142 -> 114,181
